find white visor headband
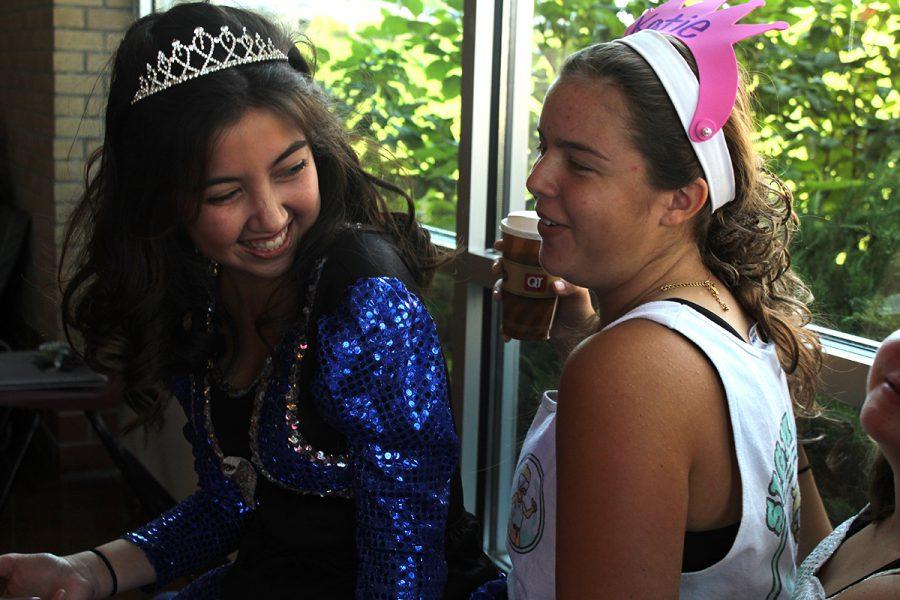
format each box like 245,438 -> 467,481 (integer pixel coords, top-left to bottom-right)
615,30 -> 736,211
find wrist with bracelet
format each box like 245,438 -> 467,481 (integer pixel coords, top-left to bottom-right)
88,548 -> 117,598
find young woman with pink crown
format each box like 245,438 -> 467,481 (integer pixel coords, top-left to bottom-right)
478,1 -> 836,597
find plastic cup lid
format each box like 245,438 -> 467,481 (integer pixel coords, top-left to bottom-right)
500,210 -> 542,241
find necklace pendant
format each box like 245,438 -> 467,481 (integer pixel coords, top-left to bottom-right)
222,455 -> 257,504
657,277 -> 729,312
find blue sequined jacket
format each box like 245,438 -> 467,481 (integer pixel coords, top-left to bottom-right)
123,230 -> 459,598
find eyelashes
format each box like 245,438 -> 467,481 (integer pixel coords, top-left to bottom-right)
206,189 -> 238,204
285,159 -> 307,176
204,159 -> 310,204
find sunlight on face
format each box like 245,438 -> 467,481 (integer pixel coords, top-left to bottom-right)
187,108 -> 321,285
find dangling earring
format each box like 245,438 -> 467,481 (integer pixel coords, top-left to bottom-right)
203,258 -> 220,372
182,258 -> 219,333
205,258 -> 220,334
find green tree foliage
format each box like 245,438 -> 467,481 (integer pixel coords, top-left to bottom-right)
319,0 -> 463,231
745,1 -> 898,340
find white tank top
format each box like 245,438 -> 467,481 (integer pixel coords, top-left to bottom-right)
506,300 -> 800,599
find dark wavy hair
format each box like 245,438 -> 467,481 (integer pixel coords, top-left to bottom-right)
559,38 -> 822,414
61,2 -> 447,430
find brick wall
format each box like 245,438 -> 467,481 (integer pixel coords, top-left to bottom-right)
1,0 -> 137,476
53,0 -> 135,287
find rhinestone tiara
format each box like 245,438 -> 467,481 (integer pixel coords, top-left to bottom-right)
131,25 -> 289,105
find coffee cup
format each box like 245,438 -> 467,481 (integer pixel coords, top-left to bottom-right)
500,211 -> 559,341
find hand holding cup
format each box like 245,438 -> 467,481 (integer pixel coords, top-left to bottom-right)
494,212 -> 597,346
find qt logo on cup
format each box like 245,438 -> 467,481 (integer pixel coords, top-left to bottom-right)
525,274 -> 547,292
500,211 -> 559,341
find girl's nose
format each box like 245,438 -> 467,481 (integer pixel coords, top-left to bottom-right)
250,185 -> 289,232
526,154 -> 557,202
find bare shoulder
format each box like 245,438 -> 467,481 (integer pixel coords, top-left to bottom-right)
554,318 -> 721,595
560,316 -> 721,426
833,572 -> 900,600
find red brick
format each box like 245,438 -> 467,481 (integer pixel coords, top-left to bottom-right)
56,0 -> 105,7
84,93 -> 106,116
58,442 -> 114,473
56,115 -> 103,137
55,94 -> 86,117
86,52 -> 112,73
52,412 -> 91,443
55,159 -> 86,181
54,181 -> 84,203
87,8 -> 133,31
55,138 -> 85,161
54,6 -> 86,29
55,29 -> 104,51
104,31 -> 125,53
55,72 -> 100,95
54,50 -> 85,72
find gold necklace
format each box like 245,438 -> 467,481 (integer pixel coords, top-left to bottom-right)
658,279 -> 729,312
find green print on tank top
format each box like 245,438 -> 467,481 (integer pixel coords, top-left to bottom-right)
764,411 -> 800,600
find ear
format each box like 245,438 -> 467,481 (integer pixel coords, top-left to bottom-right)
658,177 -> 708,227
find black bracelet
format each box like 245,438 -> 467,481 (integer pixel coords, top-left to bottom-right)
797,464 -> 813,476
88,548 -> 117,597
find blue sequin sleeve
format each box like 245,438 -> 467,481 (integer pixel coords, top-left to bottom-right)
121,379 -> 253,590
316,277 -> 459,599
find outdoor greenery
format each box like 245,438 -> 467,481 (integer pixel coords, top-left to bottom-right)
309,0 -> 463,230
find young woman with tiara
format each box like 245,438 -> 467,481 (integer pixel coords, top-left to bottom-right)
484,1 -> 834,597
0,2 -> 495,598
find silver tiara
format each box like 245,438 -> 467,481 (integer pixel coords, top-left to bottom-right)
131,25 -> 289,105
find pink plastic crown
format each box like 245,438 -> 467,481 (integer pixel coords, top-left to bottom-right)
624,0 -> 787,142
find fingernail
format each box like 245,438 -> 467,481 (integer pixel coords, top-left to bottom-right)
553,280 -> 565,292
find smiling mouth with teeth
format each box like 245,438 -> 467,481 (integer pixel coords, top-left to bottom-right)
241,223 -> 291,253
541,218 -> 560,226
